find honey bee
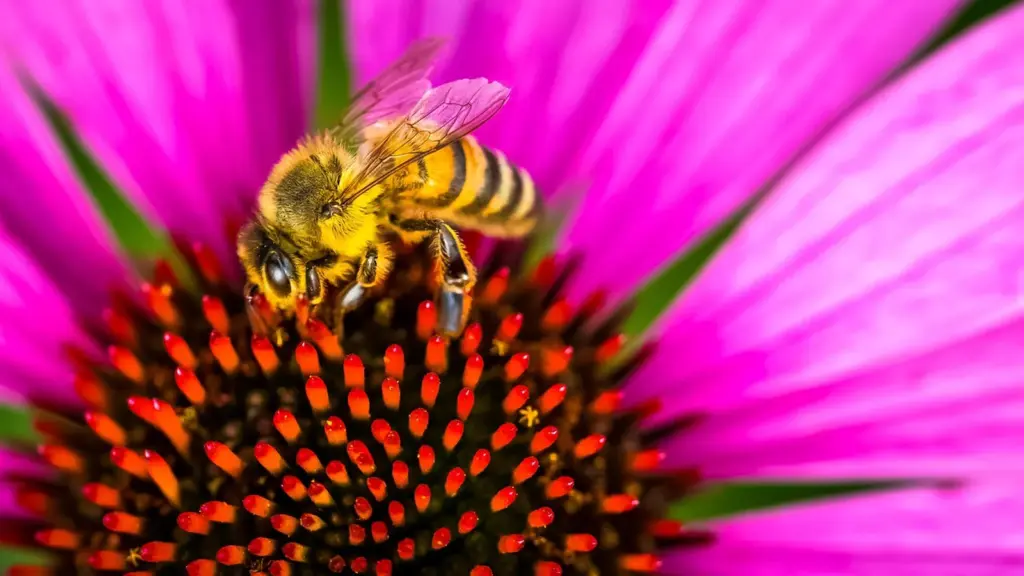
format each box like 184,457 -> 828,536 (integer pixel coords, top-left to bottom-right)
237,38 -> 541,337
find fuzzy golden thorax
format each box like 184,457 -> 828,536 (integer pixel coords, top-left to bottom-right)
239,134 -> 385,311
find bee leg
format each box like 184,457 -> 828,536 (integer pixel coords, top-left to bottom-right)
244,282 -> 272,336
335,243 -> 395,313
330,280 -> 368,339
430,222 -> 476,338
337,281 -> 370,312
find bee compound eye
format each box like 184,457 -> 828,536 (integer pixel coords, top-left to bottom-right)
264,252 -> 293,297
306,266 -> 322,301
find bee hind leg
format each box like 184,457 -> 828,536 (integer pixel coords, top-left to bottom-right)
430,222 -> 476,338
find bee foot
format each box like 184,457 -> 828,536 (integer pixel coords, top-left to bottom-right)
245,297 -> 270,337
438,288 -> 466,338
338,281 -> 369,312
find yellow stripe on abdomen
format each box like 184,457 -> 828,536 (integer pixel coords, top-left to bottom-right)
415,140 -> 465,207
405,135 -> 541,237
450,136 -> 490,211
480,147 -> 515,218
507,164 -> 537,222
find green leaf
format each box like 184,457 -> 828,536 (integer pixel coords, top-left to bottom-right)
0,403 -> 35,443
315,0 -> 353,131
0,548 -> 47,573
23,79 -> 191,285
921,0 -> 1022,56
669,481 -> 902,522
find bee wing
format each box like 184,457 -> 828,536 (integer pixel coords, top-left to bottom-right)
344,78 -> 511,197
331,37 -> 447,146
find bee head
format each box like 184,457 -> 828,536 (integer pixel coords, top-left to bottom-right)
256,135 -> 354,244
237,220 -> 325,310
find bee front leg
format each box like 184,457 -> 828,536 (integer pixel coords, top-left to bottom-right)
430,222 -> 476,338
244,282 -> 273,336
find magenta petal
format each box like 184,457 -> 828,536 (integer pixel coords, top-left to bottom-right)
1,0 -> 316,261
0,388 -> 24,405
346,0 -> 456,86
0,226 -> 92,404
0,449 -> 48,479
0,61 -> 129,313
628,4 -> 1024,480
226,0 -> 317,182
669,484 -> 1024,574
0,453 -> 52,518
660,321 -> 1024,479
0,483 -> 30,520
346,0 -> 678,192
561,0 -> 960,302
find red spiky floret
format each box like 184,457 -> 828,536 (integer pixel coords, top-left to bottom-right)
5,243 -> 705,576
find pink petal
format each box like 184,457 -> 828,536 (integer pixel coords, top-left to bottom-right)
0,225 -> 91,404
1,0 -> 316,262
0,449 -> 48,479
346,0 -> 462,86
0,451 -> 51,519
629,3 -> 1024,480
0,452 -> 50,521
560,0 -> 960,302
0,483 -> 30,520
346,0 -> 678,192
661,321 -> 1024,479
348,0 -> 960,301
668,484 -> 1024,574
0,389 -> 24,405
0,60 -> 128,313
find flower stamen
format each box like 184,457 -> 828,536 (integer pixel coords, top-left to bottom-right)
5,245 -> 703,575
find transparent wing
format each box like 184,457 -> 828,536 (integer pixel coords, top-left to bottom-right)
343,78 -> 511,198
331,37 -> 447,146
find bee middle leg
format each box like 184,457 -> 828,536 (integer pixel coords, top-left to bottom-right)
336,243 -> 395,313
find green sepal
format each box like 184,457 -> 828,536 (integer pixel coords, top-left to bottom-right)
23,78 -> 193,288
315,0 -> 353,131
0,548 -> 48,573
0,403 -> 35,443
621,201 -> 751,339
919,0 -> 1021,58
669,480 -> 906,522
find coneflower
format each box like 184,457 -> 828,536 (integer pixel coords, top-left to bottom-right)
3,1 -> 1024,575
10,236 -> 689,575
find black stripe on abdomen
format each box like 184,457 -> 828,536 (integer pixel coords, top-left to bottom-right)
419,141 -> 466,208
463,146 -> 501,215
496,164 -> 524,220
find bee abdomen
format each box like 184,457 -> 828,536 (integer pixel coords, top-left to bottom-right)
409,136 -> 540,233
496,152 -> 540,222
415,141 -> 467,207
461,146 -> 502,215
461,138 -> 538,223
